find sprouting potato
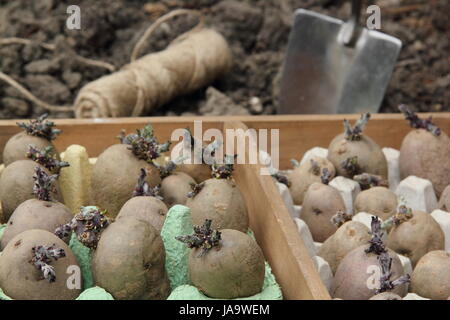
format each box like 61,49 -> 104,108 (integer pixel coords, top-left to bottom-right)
288,156 -> 335,205
91,125 -> 167,218
327,113 -> 388,179
332,217 -> 409,300
387,207 -> 445,267
186,159 -> 248,233
2,114 -> 61,167
116,169 -> 167,233
0,160 -> 63,222
398,105 -> 450,197
318,220 -> 371,274
177,219 -> 265,299
0,229 -> 81,300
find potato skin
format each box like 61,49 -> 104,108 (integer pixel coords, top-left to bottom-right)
92,217 -> 170,300
176,163 -> 212,183
438,185 -> 450,211
186,179 -> 249,233
318,221 -> 371,274
410,250 -> 450,300
116,196 -> 167,233
91,144 -> 161,218
1,199 -> 73,250
0,229 -> 81,300
327,133 -> 388,179
2,131 -> 58,167
301,183 -> 346,242
0,160 -> 63,222
288,156 -> 335,205
399,129 -> 450,197
387,210 -> 444,267
189,229 -> 265,299
354,187 -> 398,220
332,245 -> 407,300
160,172 -> 196,208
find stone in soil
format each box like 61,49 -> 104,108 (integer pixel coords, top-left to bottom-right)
199,87 -> 249,116
1,97 -> 29,117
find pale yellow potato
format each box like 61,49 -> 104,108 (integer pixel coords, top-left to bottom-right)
59,145 -> 92,214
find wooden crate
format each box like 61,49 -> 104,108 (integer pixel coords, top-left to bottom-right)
1,113 -> 449,300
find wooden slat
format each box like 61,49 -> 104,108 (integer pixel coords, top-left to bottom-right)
1,113 -> 449,168
223,120 -> 330,300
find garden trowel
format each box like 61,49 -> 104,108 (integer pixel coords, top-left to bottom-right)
278,0 -> 402,114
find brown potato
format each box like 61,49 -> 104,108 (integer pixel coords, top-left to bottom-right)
387,210 -> 445,267
399,129 -> 450,197
318,221 -> 371,274
90,144 -> 161,218
92,217 -> 170,300
2,131 -> 59,167
328,133 -> 388,179
160,172 -> 196,208
0,160 -> 63,222
354,187 -> 398,220
410,250 -> 450,300
301,182 -> 346,242
332,246 -> 407,300
1,199 -> 72,250
186,179 -> 248,233
288,156 -> 335,205
438,185 -> 450,211
116,196 -> 167,233
189,229 -> 265,299
0,229 -> 81,300
176,162 -> 212,183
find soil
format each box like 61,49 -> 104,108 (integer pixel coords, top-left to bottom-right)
0,0 -> 448,119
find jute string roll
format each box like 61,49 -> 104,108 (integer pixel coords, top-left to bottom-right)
74,10 -> 232,118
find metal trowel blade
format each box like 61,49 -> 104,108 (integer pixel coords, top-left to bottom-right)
278,9 -> 402,114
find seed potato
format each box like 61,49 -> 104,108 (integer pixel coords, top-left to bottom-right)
410,250 -> 450,300
0,229 -> 81,300
318,220 -> 371,274
387,210 -> 445,267
301,182 -> 346,242
354,187 -> 398,220
288,156 -> 335,205
1,199 -> 72,250
92,217 -> 170,300
90,144 -> 161,218
187,179 -> 249,233
0,160 -> 63,222
188,229 -> 265,299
